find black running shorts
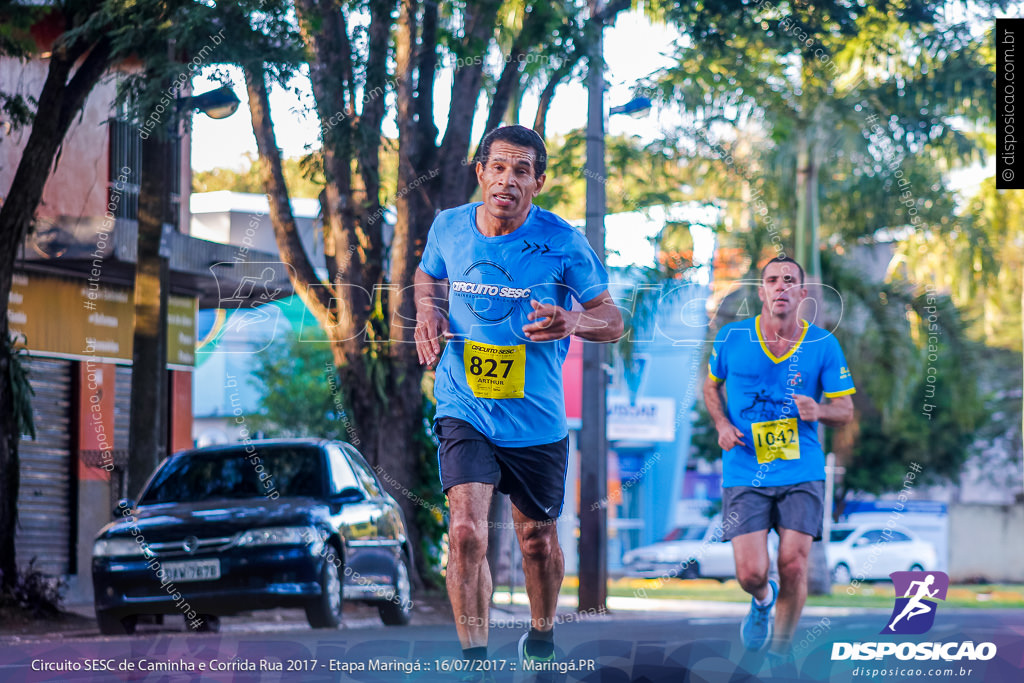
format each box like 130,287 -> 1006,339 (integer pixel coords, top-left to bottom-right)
435,417 -> 569,522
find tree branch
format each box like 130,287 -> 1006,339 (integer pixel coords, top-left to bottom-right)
533,53 -> 579,139
436,0 -> 504,209
355,0 -> 396,293
243,62 -> 333,325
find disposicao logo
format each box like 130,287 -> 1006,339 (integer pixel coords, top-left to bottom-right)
884,570 -> 949,635
831,570 -> 997,663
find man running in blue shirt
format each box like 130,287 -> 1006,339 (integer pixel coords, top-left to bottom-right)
414,125 -> 623,671
703,256 -> 855,666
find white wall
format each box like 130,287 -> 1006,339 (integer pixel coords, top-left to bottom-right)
947,503 -> 1024,582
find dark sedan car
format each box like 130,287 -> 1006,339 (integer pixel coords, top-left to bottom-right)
92,439 -> 413,634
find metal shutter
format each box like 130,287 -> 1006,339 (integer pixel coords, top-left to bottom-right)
16,358 -> 73,577
112,365 -> 133,504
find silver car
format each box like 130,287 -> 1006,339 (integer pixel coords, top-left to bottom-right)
827,524 -> 938,584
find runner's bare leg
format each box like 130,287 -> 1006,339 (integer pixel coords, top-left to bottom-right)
773,527 -> 813,652
512,504 -> 563,632
447,483 -> 494,648
731,529 -> 772,601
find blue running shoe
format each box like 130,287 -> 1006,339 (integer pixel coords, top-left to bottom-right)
740,579 -> 777,651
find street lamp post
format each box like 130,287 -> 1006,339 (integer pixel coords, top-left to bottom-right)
578,0 -> 609,615
126,85 -> 239,497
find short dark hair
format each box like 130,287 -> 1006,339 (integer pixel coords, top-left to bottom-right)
760,255 -> 805,285
478,125 -> 547,178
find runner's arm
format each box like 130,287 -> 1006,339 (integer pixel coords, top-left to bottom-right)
793,394 -> 853,427
414,267 -> 450,367
704,375 -> 745,449
522,290 -> 623,342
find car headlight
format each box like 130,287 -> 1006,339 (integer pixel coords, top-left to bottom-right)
236,526 -> 322,552
94,538 -> 151,558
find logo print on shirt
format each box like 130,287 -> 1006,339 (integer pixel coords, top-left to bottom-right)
521,240 -> 551,255
738,390 -> 789,422
451,260 -> 531,323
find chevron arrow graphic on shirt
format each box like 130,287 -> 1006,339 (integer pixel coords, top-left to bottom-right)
521,240 -> 551,255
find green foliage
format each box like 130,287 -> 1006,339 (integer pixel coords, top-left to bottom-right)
646,0 -> 1011,259
0,92 -> 34,132
410,396 -> 446,588
4,334 -> 34,442
894,176 -> 1023,352
193,153 -> 326,199
248,329 -> 447,586
821,251 -> 986,498
106,0 -> 301,132
247,331 -> 350,441
535,131 -> 690,221
0,558 -> 64,617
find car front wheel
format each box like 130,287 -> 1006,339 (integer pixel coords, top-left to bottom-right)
676,561 -> 700,580
832,562 -> 852,585
306,555 -> 343,628
378,553 -> 413,626
97,611 -> 138,636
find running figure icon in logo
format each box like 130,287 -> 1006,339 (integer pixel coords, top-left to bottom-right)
883,571 -> 950,635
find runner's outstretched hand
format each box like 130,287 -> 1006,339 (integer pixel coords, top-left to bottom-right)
523,300 -> 578,341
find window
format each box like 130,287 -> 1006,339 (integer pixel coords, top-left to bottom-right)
857,530 -> 885,545
326,445 -> 361,495
108,118 -> 181,229
663,525 -> 707,542
342,444 -> 382,498
140,445 -> 324,503
830,528 -> 855,543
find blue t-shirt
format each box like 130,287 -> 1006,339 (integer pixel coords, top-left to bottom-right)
419,202 -> 609,446
708,315 -> 856,487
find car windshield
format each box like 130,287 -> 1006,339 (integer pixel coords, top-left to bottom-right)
830,528 -> 856,542
140,445 -> 324,504
663,525 -> 708,542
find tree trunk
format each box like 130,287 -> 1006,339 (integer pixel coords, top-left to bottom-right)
795,131 -> 811,271
128,107 -> 170,497
487,493 -> 513,587
0,325 -> 19,593
0,36 -> 112,590
807,540 -> 831,595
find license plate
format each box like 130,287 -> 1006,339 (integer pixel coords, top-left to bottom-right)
162,559 -> 220,582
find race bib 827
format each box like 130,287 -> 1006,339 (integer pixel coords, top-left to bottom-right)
463,341 -> 526,399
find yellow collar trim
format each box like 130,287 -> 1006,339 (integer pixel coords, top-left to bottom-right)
755,315 -> 808,364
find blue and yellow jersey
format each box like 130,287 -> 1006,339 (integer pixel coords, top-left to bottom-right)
709,315 -> 855,487
420,202 -> 608,447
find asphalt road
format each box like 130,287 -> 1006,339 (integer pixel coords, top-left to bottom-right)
2,604 -> 1023,683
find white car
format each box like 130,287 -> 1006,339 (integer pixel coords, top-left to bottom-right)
622,516 -> 778,580
826,524 -> 938,584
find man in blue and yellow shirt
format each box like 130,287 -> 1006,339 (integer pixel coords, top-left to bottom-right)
704,256 -> 855,663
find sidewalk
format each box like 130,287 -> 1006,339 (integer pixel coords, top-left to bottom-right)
491,590 -> 886,619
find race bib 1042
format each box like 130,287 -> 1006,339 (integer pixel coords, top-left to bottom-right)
463,340 -> 526,399
751,417 -> 800,464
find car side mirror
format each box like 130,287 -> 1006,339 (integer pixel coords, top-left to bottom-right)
332,487 -> 365,504
113,498 -> 136,518
852,537 -> 868,548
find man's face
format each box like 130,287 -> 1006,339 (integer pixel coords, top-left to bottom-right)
758,261 -> 806,316
475,141 -> 546,225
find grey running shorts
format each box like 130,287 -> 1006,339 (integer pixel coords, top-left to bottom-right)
435,416 -> 568,522
721,480 -> 825,541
